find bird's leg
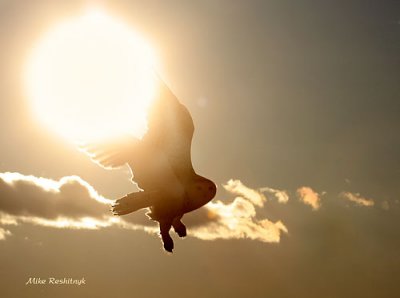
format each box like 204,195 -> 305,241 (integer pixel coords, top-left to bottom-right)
172,216 -> 187,238
159,220 -> 174,253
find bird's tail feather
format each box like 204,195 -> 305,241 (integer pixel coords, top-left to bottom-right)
111,191 -> 156,216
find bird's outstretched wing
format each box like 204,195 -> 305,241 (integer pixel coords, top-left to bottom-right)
81,135 -> 139,169
82,78 -> 195,180
144,79 -> 195,178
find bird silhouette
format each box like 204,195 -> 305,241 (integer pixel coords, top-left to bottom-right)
83,77 -> 216,252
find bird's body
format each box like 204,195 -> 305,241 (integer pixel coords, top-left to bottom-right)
85,78 -> 216,252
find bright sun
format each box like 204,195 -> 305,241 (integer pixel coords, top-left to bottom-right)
25,10 -> 157,142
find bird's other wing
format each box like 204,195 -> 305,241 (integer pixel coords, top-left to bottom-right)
80,135 -> 140,169
144,78 -> 195,178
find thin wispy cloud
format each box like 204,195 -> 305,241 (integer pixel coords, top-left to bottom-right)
341,192 -> 375,207
297,187 -> 322,210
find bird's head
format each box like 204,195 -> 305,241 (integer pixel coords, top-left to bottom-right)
183,175 -> 217,213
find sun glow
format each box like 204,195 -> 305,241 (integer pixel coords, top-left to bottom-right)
25,10 -> 157,141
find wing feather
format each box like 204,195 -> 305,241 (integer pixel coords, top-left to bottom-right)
144,80 -> 195,178
81,135 -> 140,169
83,77 -> 195,181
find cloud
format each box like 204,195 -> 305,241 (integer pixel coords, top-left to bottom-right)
188,195 -> 288,243
341,192 -> 375,207
223,179 -> 266,207
259,186 -> 289,203
0,227 -> 11,240
381,201 -> 390,211
297,187 -> 322,210
0,172 -> 116,229
1,172 -> 390,246
0,173 -> 287,243
0,172 -> 154,235
188,179 -> 288,243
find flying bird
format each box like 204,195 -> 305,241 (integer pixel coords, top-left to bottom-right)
84,78 -> 217,252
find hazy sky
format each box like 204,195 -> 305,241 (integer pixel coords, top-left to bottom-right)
0,1 -> 399,297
